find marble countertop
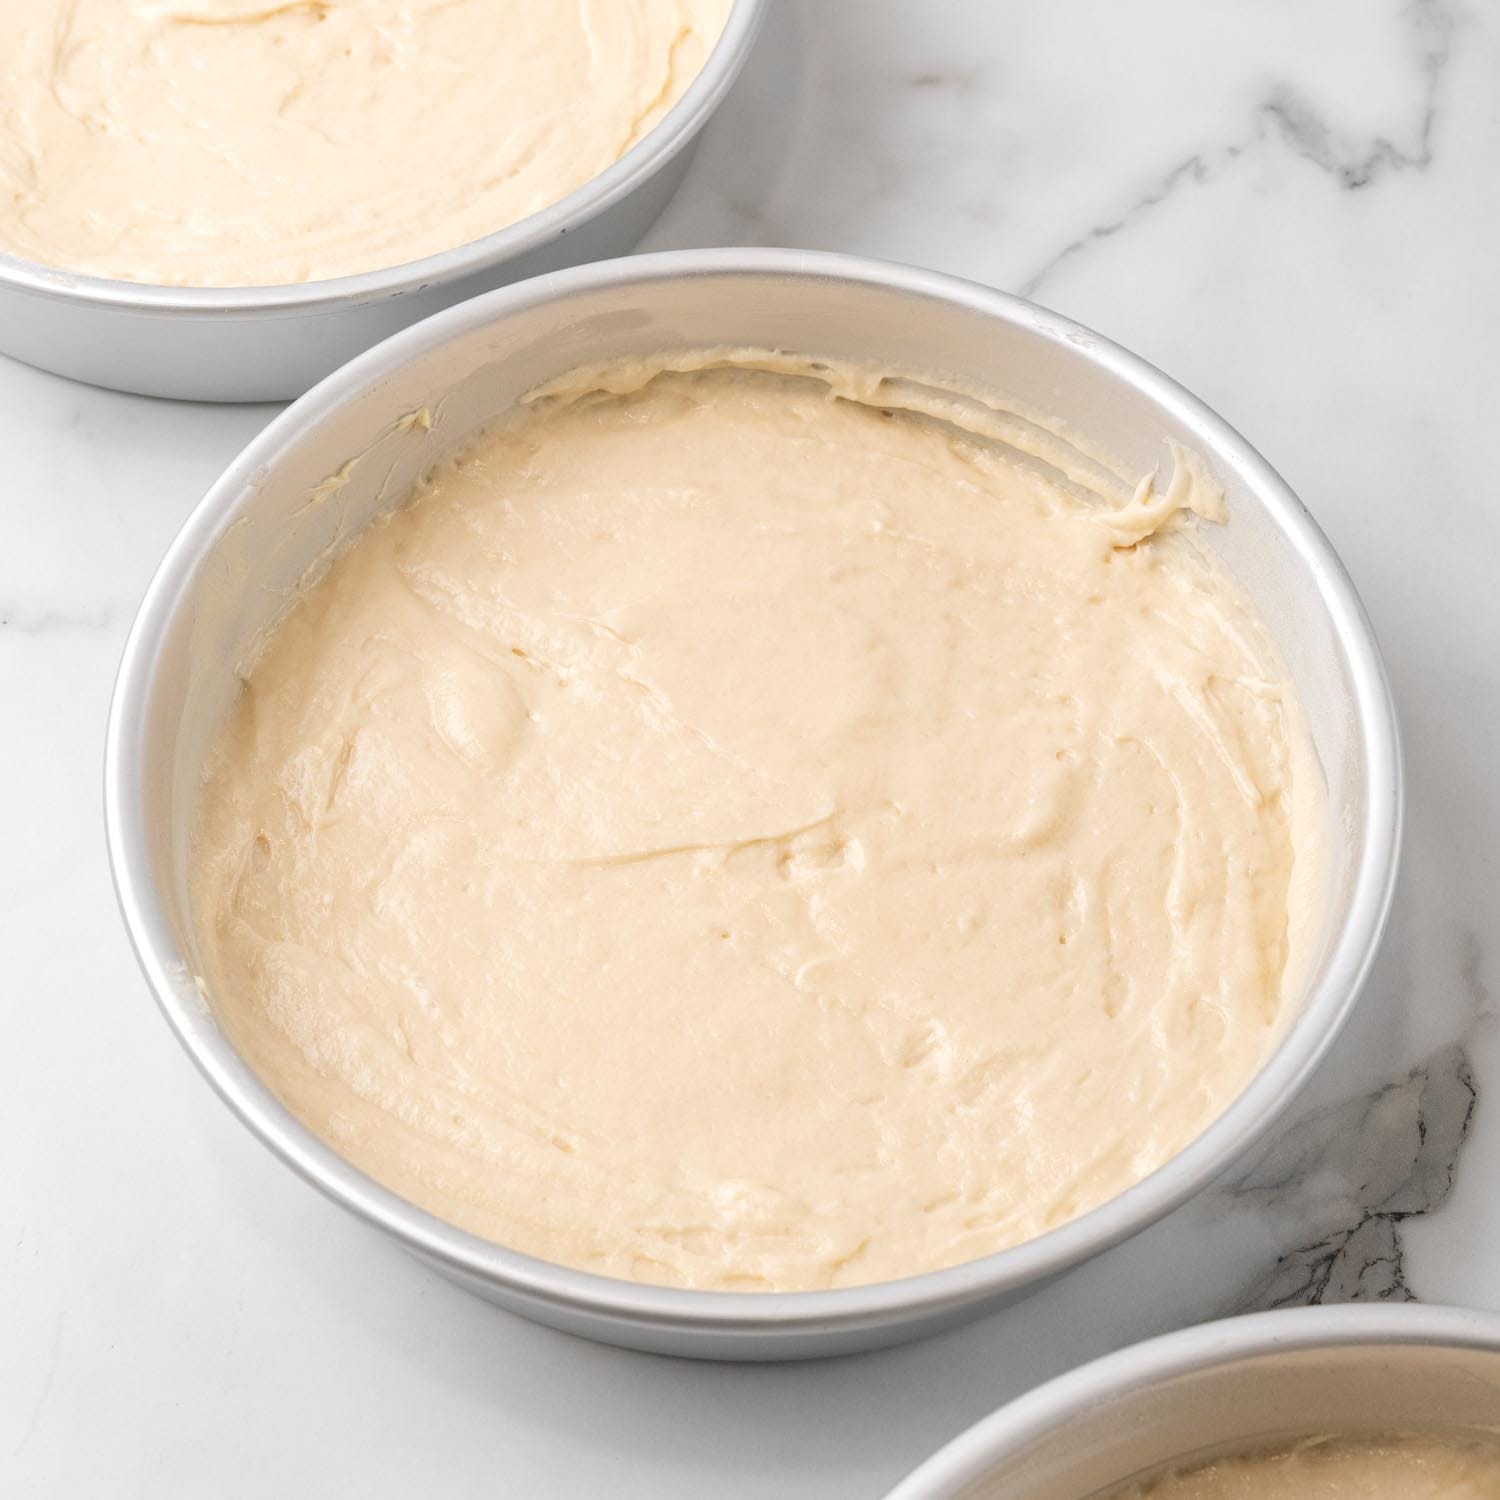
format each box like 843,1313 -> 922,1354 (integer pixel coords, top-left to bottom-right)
4,1 -> 1498,1493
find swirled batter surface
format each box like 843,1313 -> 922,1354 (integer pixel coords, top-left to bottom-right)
1104,1434 -> 1500,1498
0,0 -> 727,286
191,357 -> 1322,1291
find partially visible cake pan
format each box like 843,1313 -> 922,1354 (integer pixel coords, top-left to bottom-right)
0,0 -> 766,403
885,1305 -> 1500,1498
105,249 -> 1401,1359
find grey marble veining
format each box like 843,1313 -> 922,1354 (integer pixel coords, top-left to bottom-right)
1232,1042 -> 1477,1308
1021,2 -> 1454,302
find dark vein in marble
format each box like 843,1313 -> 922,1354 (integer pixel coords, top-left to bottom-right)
1021,150 -> 1239,296
1022,0 -> 1458,296
1227,1041 -> 1476,1310
1267,0 -> 1454,186
907,68 -> 987,94
1459,925 -> 1496,1021
0,605 -> 117,636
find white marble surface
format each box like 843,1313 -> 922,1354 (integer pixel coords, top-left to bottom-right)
4,0 -> 1499,1493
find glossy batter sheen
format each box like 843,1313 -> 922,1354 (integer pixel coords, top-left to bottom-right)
0,0 -> 728,286
1104,1434 -> 1500,1498
191,355 -> 1322,1291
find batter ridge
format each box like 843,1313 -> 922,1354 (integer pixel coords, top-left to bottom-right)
1103,1433 -> 1500,1498
190,354 -> 1325,1291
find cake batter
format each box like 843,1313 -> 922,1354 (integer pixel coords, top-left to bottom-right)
190,354 -> 1324,1291
0,0 -> 729,285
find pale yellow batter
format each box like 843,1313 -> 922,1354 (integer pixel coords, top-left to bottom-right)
190,355 -> 1323,1291
0,0 -> 728,286
1104,1434 -> 1500,1498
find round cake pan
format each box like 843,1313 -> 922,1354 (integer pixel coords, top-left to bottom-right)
885,1304 -> 1500,1497
104,249 -> 1402,1360
0,0 -> 765,403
